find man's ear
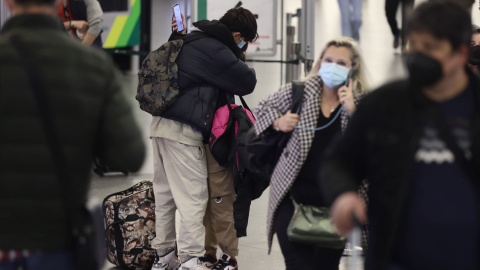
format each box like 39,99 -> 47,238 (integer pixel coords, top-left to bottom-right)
457,44 -> 469,67
232,32 -> 241,39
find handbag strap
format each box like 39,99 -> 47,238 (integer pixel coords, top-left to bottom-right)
287,82 -> 305,201
291,80 -> 305,114
10,35 -> 79,228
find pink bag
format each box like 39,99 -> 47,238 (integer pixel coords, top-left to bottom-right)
209,98 -> 255,169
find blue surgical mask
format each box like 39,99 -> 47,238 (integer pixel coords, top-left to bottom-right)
237,40 -> 246,49
318,63 -> 350,88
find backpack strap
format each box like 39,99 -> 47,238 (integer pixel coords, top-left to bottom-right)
238,96 -> 251,111
291,80 -> 305,114
222,93 -> 255,119
224,81 -> 304,120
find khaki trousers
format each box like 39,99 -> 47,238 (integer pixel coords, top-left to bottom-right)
151,138 -> 208,262
204,146 -> 239,257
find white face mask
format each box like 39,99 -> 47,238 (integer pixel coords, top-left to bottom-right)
237,39 -> 246,49
318,63 -> 350,88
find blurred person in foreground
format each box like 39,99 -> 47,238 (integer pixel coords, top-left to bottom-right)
254,37 -> 369,269
0,0 -> 145,269
321,2 -> 480,270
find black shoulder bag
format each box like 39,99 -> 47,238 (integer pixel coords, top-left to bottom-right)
10,35 -> 101,270
245,81 -> 305,180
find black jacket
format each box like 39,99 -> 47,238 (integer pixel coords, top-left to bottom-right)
163,20 -> 257,142
320,71 -> 480,270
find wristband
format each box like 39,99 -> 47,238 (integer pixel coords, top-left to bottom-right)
69,21 -> 72,30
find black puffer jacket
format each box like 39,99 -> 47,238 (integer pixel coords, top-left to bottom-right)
162,20 -> 257,142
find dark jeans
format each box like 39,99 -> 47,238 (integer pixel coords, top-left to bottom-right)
0,251 -> 76,270
385,0 -> 414,42
274,197 -> 343,270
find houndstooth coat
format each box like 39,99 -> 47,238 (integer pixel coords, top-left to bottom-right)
254,75 -> 362,252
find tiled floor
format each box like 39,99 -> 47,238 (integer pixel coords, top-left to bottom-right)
92,0 -> 480,269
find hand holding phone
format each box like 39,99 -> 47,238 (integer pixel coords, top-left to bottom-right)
338,69 -> 356,115
172,4 -> 185,33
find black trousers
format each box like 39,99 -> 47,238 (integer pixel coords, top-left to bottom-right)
274,197 -> 344,270
385,0 -> 414,40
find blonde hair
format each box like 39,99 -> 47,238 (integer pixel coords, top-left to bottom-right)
306,37 -> 370,96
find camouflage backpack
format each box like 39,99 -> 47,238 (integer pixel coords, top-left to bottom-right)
136,33 -> 207,116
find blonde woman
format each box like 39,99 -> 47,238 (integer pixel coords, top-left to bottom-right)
254,37 -> 369,269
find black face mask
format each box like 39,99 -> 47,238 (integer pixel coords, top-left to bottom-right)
469,45 -> 480,66
406,52 -> 443,87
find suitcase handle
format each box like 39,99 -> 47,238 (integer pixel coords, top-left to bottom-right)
105,214 -> 144,231
106,241 -> 155,255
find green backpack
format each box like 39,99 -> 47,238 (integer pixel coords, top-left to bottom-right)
136,33 -> 207,116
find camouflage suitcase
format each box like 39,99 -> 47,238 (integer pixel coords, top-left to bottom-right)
103,180 -> 157,269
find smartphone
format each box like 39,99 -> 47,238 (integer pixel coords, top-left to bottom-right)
172,4 -> 184,32
345,69 -> 353,87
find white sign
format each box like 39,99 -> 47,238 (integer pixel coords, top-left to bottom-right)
207,0 -> 276,57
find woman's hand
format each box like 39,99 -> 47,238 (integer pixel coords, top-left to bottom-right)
273,110 -> 300,133
72,20 -> 89,34
172,13 -> 187,35
338,78 -> 356,115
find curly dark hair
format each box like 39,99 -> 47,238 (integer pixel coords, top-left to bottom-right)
219,7 -> 259,43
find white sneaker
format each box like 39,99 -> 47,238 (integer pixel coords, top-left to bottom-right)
153,250 -> 181,270
181,257 -> 210,270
